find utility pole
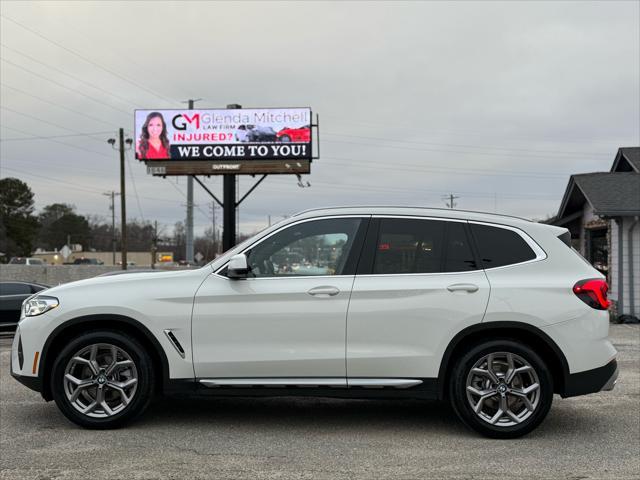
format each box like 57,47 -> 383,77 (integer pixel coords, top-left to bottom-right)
442,193 -> 460,209
182,98 -> 202,264
151,220 -> 159,270
108,128 -> 133,270
209,201 -> 217,255
103,191 -> 120,266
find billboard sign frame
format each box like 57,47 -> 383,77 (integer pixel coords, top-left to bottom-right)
134,107 -> 318,176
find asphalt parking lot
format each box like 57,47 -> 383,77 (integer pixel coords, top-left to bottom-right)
1,325 -> 638,480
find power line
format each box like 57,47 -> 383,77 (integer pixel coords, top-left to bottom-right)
1,58 -> 132,116
0,131 -> 114,142
320,155 -> 572,180
0,105 -> 112,143
0,125 -> 113,158
322,132 -> 609,158
323,115 -> 626,146
265,176 -> 560,200
0,42 -> 139,108
322,137 -> 608,162
1,83 -> 121,128
1,14 -> 178,105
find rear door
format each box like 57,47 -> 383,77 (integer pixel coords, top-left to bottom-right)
346,217 -> 491,381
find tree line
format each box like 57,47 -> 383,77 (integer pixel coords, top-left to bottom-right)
0,178 -> 221,263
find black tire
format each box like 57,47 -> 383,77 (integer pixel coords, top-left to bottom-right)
448,339 -> 553,439
51,330 -> 154,429
279,135 -> 291,143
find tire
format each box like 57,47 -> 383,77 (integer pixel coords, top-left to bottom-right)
279,135 -> 291,143
448,339 -> 553,439
51,330 -> 154,429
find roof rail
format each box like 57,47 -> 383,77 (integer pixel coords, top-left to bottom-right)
291,205 -> 532,222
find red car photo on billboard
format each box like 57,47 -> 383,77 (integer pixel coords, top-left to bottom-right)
277,125 -> 311,143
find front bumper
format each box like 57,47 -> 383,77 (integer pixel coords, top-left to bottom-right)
562,359 -> 618,398
10,327 -> 43,394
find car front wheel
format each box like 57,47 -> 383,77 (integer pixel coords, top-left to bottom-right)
51,330 -> 154,429
448,339 -> 553,438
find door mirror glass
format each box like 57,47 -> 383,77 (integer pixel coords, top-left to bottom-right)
227,253 -> 249,279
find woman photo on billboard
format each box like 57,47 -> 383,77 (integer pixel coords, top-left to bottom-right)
137,112 -> 171,159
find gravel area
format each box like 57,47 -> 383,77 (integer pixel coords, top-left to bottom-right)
1,325 -> 638,480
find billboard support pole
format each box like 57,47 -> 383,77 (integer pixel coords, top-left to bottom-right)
222,103 -> 243,251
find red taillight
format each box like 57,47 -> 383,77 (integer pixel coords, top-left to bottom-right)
573,279 -> 610,310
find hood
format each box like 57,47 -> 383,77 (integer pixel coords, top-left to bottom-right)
42,267 -> 212,296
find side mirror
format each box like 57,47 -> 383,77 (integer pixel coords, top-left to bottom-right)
227,253 -> 250,279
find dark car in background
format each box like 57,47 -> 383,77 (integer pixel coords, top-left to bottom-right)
0,281 -> 49,331
72,258 -> 103,265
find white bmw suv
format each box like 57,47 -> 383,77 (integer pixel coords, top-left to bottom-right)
11,207 -> 617,438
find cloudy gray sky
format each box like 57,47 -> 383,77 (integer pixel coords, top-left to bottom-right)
1,1 -> 639,239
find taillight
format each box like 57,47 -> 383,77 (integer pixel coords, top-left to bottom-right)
573,278 -> 610,310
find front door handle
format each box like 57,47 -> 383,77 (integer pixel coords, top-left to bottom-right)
307,286 -> 340,297
447,283 -> 479,293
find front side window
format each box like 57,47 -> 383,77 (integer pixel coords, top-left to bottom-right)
243,218 -> 362,278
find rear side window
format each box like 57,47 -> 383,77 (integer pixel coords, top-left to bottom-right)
372,218 -> 478,274
470,224 -> 536,269
444,222 -> 477,272
374,218 -> 446,274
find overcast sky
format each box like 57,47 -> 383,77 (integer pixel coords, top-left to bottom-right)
1,1 -> 639,241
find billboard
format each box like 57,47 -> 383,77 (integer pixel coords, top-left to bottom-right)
134,108 -> 312,162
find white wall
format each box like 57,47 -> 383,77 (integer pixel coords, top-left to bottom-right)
610,217 -> 640,317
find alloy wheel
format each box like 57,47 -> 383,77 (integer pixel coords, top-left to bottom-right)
465,351 -> 540,427
63,343 -> 138,418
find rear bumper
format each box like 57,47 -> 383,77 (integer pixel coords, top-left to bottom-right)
561,359 -> 618,398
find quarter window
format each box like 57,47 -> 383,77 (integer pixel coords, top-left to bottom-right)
470,223 -> 537,268
243,218 -> 362,278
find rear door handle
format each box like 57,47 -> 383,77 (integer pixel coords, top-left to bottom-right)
307,286 -> 340,297
447,283 -> 479,293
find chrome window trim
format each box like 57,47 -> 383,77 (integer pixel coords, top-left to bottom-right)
367,215 -> 546,275
213,214 -> 370,279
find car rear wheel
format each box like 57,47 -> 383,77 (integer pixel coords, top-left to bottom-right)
448,339 -> 553,438
51,330 -> 154,429
279,135 -> 291,143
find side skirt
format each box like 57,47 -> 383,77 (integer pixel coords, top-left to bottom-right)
164,378 -> 439,400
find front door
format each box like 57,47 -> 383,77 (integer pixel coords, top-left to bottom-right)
192,217 -> 369,381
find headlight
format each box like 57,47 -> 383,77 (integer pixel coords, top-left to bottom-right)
22,296 -> 59,317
